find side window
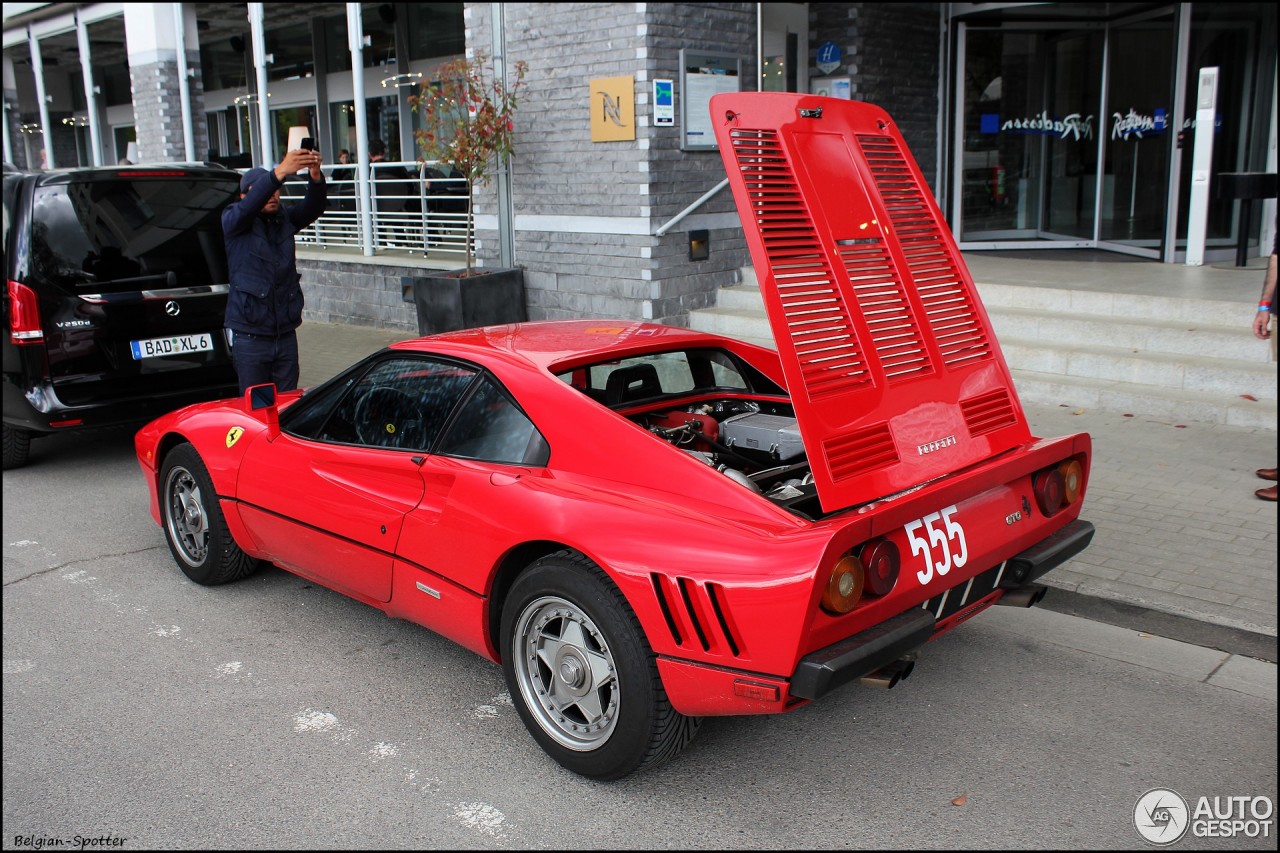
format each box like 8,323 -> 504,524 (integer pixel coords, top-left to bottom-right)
435,375 -> 549,466
290,356 -> 477,450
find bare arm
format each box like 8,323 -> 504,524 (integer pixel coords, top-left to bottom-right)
1253,251 -> 1277,340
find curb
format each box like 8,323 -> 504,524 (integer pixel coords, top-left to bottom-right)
1036,587 -> 1278,663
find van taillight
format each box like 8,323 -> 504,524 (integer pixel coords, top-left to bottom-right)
7,280 -> 43,344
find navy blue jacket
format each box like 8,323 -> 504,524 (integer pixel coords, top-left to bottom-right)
222,172 -> 327,337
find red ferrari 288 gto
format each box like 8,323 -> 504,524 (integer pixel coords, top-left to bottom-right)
135,93 -> 1093,780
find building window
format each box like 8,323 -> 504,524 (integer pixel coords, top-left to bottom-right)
200,31 -> 250,92
271,105 -> 318,162
407,3 -> 464,60
321,12 -> 352,73
266,21 -> 315,82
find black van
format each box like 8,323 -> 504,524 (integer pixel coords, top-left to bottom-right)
3,164 -> 242,469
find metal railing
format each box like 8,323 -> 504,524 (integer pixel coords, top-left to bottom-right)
273,160 -> 472,259
653,177 -> 729,236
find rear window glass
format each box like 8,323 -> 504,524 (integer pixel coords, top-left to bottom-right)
554,347 -> 783,407
30,175 -> 238,289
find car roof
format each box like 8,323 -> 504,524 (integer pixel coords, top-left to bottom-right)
390,319 -> 729,373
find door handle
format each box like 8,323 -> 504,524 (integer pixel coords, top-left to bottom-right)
489,472 -> 521,486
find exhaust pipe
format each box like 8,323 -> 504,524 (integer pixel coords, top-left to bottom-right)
857,657 -> 916,689
996,582 -> 1048,608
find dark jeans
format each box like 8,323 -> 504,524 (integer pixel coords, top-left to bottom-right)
231,328 -> 300,394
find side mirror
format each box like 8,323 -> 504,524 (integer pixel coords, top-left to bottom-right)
247,383 -> 276,409
245,383 -> 280,439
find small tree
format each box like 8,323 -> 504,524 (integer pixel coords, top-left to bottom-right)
409,52 -> 528,275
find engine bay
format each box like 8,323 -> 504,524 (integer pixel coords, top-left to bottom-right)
631,397 -> 821,516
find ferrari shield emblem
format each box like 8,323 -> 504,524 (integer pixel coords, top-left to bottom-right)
225,427 -> 245,448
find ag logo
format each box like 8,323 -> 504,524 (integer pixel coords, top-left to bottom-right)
225,427 -> 245,448
1134,788 -> 1190,845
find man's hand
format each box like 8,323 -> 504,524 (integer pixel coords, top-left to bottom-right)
1254,309 -> 1272,340
274,149 -> 323,183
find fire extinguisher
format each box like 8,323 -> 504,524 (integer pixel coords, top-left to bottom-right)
990,164 -> 1006,203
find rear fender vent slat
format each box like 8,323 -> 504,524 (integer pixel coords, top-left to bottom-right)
705,583 -> 742,657
650,573 -> 685,647
651,573 -> 744,658
677,576 -> 712,652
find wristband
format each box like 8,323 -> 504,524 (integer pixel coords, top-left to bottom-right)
1260,306 -> 1273,312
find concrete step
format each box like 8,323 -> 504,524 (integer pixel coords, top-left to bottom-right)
974,280 -> 1245,327
1009,369 -> 1277,431
999,337 -> 1276,403
689,267 -> 1277,429
687,304 -> 771,341
987,305 -> 1265,362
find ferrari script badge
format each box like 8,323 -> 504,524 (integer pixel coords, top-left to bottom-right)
226,427 -> 245,448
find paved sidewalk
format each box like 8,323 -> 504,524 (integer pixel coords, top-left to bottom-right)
296,316 -> 1278,662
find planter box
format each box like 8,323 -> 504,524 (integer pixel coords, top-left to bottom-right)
404,267 -> 527,336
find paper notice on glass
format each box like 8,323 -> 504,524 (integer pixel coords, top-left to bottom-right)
683,72 -> 739,150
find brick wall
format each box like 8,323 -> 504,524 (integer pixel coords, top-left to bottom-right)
462,2 -> 754,326
297,255 -> 420,333
809,2 -> 942,193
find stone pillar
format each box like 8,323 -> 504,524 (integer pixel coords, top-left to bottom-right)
123,2 -> 206,163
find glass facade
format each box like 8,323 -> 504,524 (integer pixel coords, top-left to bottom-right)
3,2 -> 1270,263
953,3 -> 1277,260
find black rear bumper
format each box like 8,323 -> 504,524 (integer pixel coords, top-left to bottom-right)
790,519 -> 1095,701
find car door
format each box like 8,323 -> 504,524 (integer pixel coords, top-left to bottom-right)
236,354 -> 479,603
396,371 -> 551,596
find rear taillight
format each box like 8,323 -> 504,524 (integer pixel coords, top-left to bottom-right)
7,280 -> 44,345
820,554 -> 865,615
1059,458 -> 1084,505
1034,454 -> 1086,517
859,539 -> 900,597
820,536 -> 900,615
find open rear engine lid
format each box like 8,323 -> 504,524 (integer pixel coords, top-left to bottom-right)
711,92 -> 1032,514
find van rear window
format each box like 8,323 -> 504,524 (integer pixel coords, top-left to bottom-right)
30,176 -> 238,291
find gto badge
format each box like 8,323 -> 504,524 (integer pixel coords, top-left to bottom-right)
1005,510 -> 1023,525
225,427 -> 245,448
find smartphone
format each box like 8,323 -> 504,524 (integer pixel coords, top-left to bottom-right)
299,137 -> 315,151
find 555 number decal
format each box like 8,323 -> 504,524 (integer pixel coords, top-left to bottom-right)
904,505 -> 969,586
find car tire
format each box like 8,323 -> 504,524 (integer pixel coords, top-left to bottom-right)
501,550 -> 701,780
2,423 -> 32,470
160,443 -> 260,586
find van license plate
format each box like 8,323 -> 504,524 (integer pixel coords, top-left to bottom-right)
130,333 -> 215,359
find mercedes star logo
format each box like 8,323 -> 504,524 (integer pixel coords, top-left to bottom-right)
165,300 -> 180,317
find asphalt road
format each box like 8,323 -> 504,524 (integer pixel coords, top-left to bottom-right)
3,427 -> 1276,850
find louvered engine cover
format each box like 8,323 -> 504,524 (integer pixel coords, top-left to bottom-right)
710,93 -> 1031,513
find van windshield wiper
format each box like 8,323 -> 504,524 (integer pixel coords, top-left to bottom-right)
86,270 -> 179,288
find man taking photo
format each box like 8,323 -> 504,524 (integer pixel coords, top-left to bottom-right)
223,144 -> 327,393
